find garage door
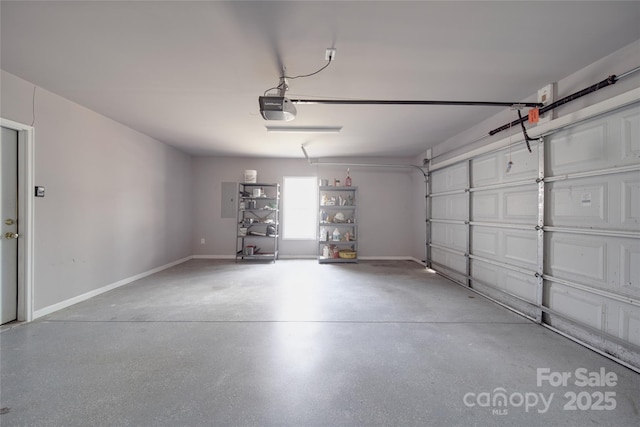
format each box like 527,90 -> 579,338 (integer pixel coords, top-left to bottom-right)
544,105 -> 640,359
428,103 -> 640,369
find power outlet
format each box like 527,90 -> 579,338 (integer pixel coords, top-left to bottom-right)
537,83 -> 555,125
200,238 -> 205,244
325,48 -> 336,61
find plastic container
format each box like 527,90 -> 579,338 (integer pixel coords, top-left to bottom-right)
244,170 -> 257,183
339,250 -> 357,259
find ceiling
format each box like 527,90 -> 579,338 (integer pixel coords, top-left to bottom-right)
1,1 -> 639,159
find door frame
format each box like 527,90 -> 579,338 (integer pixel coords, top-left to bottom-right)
1,118 -> 34,322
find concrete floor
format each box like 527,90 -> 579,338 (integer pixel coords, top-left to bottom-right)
1,259 -> 638,427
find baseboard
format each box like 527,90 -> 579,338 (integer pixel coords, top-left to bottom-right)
278,254 -> 317,259
33,256 -> 193,319
191,255 -> 236,260
359,256 -> 425,266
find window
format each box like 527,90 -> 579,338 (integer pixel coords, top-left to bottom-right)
282,176 -> 318,240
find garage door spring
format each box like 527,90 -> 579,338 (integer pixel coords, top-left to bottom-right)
489,74 -> 620,141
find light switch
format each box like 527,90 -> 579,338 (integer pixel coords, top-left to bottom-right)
35,186 -> 45,197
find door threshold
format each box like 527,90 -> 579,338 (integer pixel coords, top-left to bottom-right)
1,320 -> 25,333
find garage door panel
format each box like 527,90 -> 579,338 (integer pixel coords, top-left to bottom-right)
504,232 -> 537,267
471,144 -> 538,187
504,270 -> 538,303
471,259 -> 497,284
621,178 -> 640,228
546,233 -> 606,283
432,223 -> 466,252
547,181 -> 607,226
471,227 -> 537,270
621,109 -> 640,162
504,188 -> 538,221
471,228 -> 498,256
472,192 -> 499,219
471,156 -> 498,186
431,162 -> 467,192
618,306 -> 640,347
547,233 -> 640,298
547,105 -> 640,175
502,144 -> 539,181
620,240 -> 640,290
545,282 -> 605,330
431,194 -> 468,221
431,247 -> 466,277
471,260 -> 537,303
471,186 -> 537,223
548,122 -> 608,175
547,171 -> 639,231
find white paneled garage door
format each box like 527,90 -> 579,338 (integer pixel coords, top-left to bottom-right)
428,103 -> 640,369
430,161 -> 469,285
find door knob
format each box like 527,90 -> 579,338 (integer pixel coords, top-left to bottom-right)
4,232 -> 19,239
5,219 -> 15,225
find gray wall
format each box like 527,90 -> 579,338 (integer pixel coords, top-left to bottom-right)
192,156 -> 423,259
1,70 -> 194,311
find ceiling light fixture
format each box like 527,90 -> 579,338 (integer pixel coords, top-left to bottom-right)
265,126 -> 342,133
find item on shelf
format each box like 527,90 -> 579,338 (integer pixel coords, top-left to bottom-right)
334,212 -> 345,222
239,227 -> 248,236
248,200 -> 256,209
243,218 -> 253,226
244,245 -> 255,255
345,168 -> 352,187
334,179 -> 340,186
339,250 -> 357,259
322,245 -> 330,258
239,201 -> 246,210
332,228 -> 341,241
319,179 -> 329,186
253,188 -> 261,197
244,170 -> 257,183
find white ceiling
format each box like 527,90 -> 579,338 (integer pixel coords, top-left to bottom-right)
1,1 -> 639,159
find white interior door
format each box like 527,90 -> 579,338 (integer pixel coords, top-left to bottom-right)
1,126 -> 19,324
